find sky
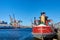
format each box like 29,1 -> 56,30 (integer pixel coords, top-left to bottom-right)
0,0 -> 60,26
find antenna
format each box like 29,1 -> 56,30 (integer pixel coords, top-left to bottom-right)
34,17 -> 36,25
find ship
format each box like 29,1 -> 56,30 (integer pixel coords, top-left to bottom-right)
0,14 -> 22,29
32,12 -> 57,40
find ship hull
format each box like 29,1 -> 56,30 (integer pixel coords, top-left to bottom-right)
32,25 -> 57,39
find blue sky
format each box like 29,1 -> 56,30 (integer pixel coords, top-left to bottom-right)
0,0 -> 60,26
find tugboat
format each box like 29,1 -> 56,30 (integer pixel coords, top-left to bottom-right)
32,12 -> 57,40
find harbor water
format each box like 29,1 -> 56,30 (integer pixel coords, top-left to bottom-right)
0,28 -> 33,40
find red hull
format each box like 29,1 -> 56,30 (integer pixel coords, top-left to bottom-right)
32,25 -> 53,34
